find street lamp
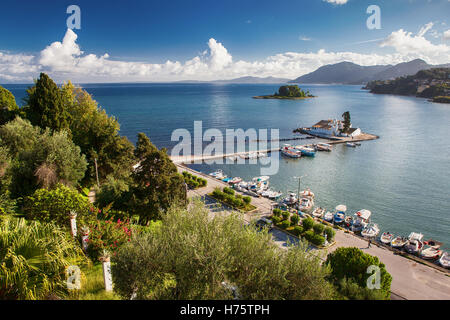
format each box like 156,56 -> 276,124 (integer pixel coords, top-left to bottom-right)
293,175 -> 307,214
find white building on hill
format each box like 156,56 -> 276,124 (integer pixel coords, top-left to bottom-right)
309,119 -> 361,137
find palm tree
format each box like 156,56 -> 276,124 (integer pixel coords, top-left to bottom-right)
0,217 -> 85,299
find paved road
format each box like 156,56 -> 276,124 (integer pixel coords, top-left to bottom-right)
178,164 -> 450,300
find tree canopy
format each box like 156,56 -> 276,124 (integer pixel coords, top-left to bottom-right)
112,200 -> 335,300
0,85 -> 19,125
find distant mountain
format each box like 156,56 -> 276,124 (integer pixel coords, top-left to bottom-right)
174,76 -> 290,84
290,59 -> 450,85
212,76 -> 290,84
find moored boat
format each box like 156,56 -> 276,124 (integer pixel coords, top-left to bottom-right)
420,246 -> 443,260
380,232 -> 394,244
209,169 -> 226,179
391,236 -> 408,249
404,232 -> 424,255
333,212 -> 345,224
439,252 -> 450,269
361,223 -> 380,239
312,207 -> 325,218
316,143 -> 332,152
346,142 -> 356,148
323,211 -> 334,222
283,192 -> 298,206
298,197 -> 314,212
344,216 -> 353,228
300,189 -> 315,199
228,177 -> 242,185
295,145 -> 316,157
351,209 -> 371,233
281,146 -> 302,158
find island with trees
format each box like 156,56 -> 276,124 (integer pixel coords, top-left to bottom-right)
253,85 -> 315,100
364,68 -> 450,103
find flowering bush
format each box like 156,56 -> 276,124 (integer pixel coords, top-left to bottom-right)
85,218 -> 132,261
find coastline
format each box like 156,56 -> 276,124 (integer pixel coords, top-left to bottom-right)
177,163 -> 450,300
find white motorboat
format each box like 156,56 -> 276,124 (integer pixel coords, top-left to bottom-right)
298,197 -> 314,212
346,142 -> 357,148
295,145 -> 316,157
335,204 -> 347,213
361,223 -> 380,239
312,207 -> 325,218
281,146 -> 302,158
323,211 -> 334,222
380,232 -> 394,245
316,143 -> 332,152
420,246 -> 443,260
257,152 -> 267,158
404,232 -> 424,255
268,190 -> 282,200
209,170 -> 226,179
390,236 -> 408,249
283,192 -> 298,206
248,152 -> 258,159
333,204 -> 347,224
229,177 -> 242,185
227,156 -> 237,162
351,209 -> 371,233
300,189 -> 315,199
439,252 -> 450,269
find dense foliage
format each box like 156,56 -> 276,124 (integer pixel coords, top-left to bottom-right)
0,85 -> 20,125
210,187 -> 253,211
0,217 -> 85,299
111,200 -> 335,300
325,247 -> 392,300
0,118 -> 87,197
182,171 -> 207,189
275,85 -> 313,98
24,184 -> 93,227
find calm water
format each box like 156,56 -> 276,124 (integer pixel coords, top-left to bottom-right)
4,83 -> 450,247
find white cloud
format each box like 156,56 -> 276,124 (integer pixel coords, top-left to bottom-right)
299,36 -> 311,41
323,0 -> 348,5
443,29 -> 450,41
381,25 -> 450,64
1,25 -> 449,83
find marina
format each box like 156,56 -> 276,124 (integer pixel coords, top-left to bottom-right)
177,163 -> 450,300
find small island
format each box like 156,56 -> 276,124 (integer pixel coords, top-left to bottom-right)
253,85 -> 316,100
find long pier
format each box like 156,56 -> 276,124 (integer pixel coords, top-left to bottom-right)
170,132 -> 379,164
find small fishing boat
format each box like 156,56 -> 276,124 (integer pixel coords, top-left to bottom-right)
316,143 -> 332,152
257,152 -> 267,158
248,152 -> 258,159
222,177 -> 231,183
298,197 -> 314,212
404,232 -> 424,255
420,245 -> 443,260
300,189 -> 315,199
351,209 -> 372,233
346,142 -> 357,148
354,142 -> 361,146
379,232 -> 394,245
323,211 -> 334,222
283,192 -> 298,206
391,236 -> 408,249
228,177 -> 242,185
439,252 -> 450,269
227,156 -> 237,162
281,147 -> 302,158
333,212 -> 345,224
312,207 -> 325,218
268,191 -> 283,200
361,223 -> 380,239
209,170 -> 226,179
344,216 -> 353,228
334,204 -> 347,224
295,145 -> 316,157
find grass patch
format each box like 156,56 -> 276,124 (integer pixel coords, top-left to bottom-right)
69,263 -> 121,300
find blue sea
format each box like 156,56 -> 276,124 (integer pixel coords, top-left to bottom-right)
4,82 -> 450,247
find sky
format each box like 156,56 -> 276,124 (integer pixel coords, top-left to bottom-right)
0,0 -> 449,83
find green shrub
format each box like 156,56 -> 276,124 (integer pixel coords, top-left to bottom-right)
313,223 -> 325,235
326,247 -> 392,300
292,226 -> 304,236
280,220 -> 290,229
290,214 -> 299,225
223,187 -> 235,196
24,184 -> 93,227
243,196 -> 251,205
324,226 -> 335,241
271,216 -> 281,224
282,211 -> 290,220
304,230 -> 325,246
302,217 -> 314,231
273,208 -> 282,217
